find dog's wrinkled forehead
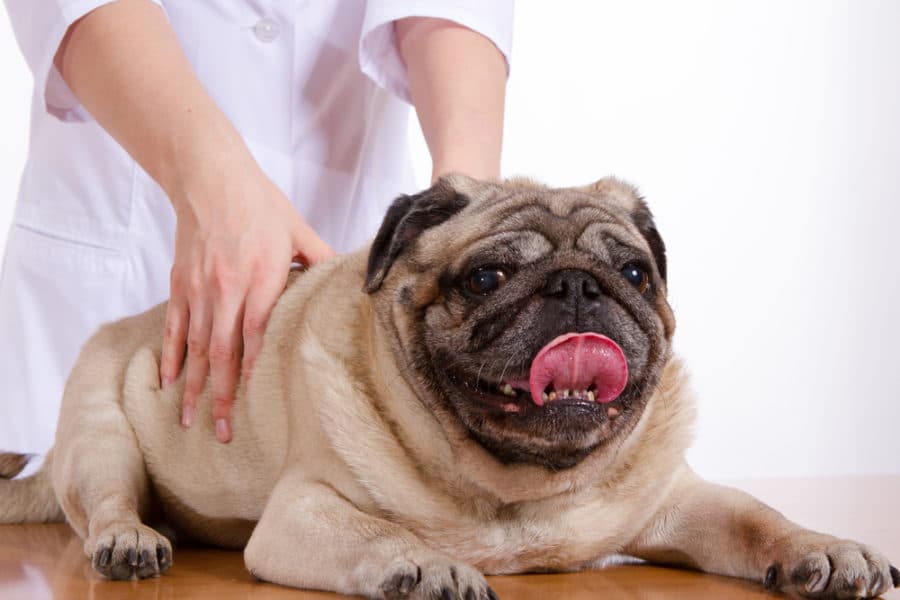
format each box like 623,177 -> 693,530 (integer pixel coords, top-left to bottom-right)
427,175 -> 653,266
364,174 -> 666,293
447,173 -> 643,218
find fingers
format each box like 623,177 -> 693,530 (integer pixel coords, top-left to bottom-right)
292,220 -> 335,266
170,256 -> 288,441
160,290 -> 188,390
181,293 -> 212,431
208,283 -> 244,444
165,192 -> 332,444
240,269 -> 287,381
181,262 -> 247,444
241,217 -> 328,382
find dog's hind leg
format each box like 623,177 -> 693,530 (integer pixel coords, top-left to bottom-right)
0,451 -> 64,522
50,329 -> 172,580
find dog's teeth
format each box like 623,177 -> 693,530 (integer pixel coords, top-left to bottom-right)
500,383 -> 515,397
561,389 -> 570,398
548,391 -> 557,402
586,390 -> 596,402
541,392 -> 549,402
607,406 -> 619,418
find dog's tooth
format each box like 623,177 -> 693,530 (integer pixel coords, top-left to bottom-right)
542,392 -> 549,402
587,390 -> 596,402
548,391 -> 557,402
500,383 -> 515,397
607,406 -> 619,418
561,389 -> 570,398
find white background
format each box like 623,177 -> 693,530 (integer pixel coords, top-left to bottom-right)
1,1 -> 898,480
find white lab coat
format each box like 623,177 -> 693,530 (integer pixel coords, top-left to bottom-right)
0,0 -> 513,457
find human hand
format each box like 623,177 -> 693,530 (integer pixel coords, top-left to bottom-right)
50,0 -> 335,443
159,161 -> 333,442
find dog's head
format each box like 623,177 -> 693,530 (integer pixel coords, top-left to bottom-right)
365,175 -> 674,470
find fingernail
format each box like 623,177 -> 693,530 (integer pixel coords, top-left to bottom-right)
181,404 -> 194,428
216,418 -> 232,443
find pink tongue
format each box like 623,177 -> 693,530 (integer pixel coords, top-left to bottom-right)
528,333 -> 628,406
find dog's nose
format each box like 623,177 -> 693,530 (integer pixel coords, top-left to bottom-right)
541,269 -> 602,301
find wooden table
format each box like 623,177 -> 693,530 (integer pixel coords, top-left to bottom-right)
2,476 -> 898,599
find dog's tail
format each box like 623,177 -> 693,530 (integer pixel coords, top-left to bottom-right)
0,451 -> 64,523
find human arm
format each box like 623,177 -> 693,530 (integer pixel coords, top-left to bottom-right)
54,0 -> 334,442
394,18 -> 508,182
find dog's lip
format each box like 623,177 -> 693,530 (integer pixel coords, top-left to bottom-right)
461,372 -> 529,398
446,370 -> 526,410
451,370 -> 626,419
465,379 -> 629,421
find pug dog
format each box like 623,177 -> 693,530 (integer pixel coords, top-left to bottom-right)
1,175 -> 897,599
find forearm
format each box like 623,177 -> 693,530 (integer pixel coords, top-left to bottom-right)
627,476 -> 801,581
54,0 -> 253,213
395,18 -> 507,182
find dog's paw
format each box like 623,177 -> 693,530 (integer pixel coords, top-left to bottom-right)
378,555 -> 497,600
86,522 -> 173,580
764,537 -> 896,599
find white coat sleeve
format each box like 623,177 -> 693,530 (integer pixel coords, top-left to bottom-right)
3,0 -> 164,122
359,0 -> 514,104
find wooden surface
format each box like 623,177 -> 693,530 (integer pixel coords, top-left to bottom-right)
1,476 -> 898,599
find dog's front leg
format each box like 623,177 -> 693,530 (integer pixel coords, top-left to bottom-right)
625,466 -> 898,599
244,469 -> 497,599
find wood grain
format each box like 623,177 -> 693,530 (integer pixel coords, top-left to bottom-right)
1,476 -> 897,599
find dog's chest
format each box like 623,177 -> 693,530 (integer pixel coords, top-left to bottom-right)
410,494 -> 645,575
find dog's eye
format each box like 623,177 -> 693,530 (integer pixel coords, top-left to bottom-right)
466,268 -> 508,295
621,263 -> 650,294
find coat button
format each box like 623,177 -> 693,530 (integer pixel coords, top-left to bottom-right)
253,18 -> 280,43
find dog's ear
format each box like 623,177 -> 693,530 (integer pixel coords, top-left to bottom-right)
364,178 -> 469,293
630,200 -> 667,282
582,177 -> 667,282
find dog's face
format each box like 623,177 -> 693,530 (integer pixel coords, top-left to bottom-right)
365,175 -> 675,470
